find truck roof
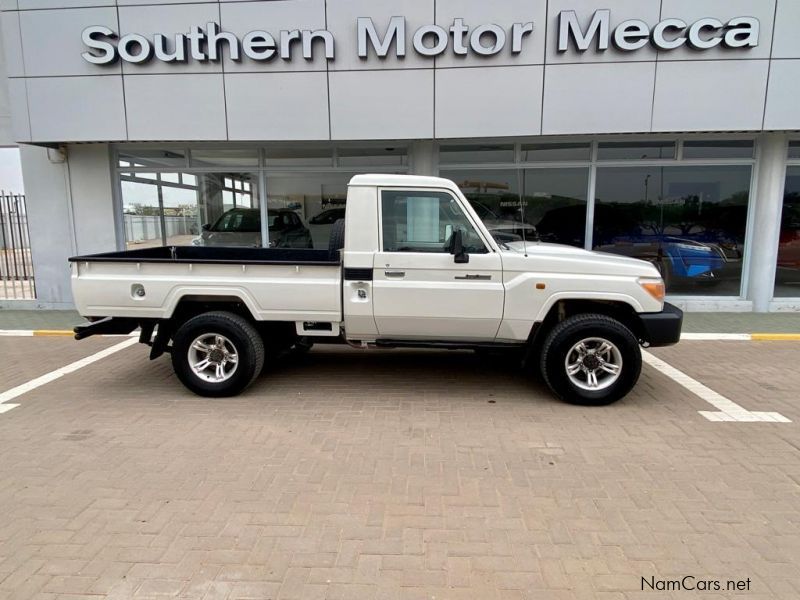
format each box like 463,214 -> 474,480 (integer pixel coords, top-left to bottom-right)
348,173 -> 459,190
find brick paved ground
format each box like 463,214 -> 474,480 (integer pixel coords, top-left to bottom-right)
0,338 -> 798,600
0,336 -> 120,391
650,341 -> 800,417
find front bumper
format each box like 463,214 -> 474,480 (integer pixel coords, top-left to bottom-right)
639,302 -> 683,347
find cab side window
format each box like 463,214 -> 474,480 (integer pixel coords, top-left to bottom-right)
381,190 -> 488,254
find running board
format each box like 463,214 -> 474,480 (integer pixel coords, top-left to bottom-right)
374,339 -> 525,351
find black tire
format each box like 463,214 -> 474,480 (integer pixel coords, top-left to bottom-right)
171,311 -> 264,397
328,218 -> 345,260
539,314 -> 641,405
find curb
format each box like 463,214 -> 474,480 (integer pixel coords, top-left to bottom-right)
750,333 -> 800,341
32,330 -> 75,337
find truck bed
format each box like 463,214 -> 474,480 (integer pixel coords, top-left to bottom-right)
68,245 -> 339,265
69,246 -> 342,322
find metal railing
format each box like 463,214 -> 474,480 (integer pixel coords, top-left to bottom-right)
0,192 -> 36,300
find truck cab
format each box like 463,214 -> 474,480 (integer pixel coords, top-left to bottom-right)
71,174 -> 682,404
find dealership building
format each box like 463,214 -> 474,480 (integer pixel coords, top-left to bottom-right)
0,0 -> 799,312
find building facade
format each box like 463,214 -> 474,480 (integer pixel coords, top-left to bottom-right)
1,0 -> 799,311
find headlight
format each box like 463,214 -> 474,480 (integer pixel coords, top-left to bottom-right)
638,277 -> 665,303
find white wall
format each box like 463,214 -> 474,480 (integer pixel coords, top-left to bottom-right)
67,144 -> 117,255
0,6 -> 14,146
18,143 -> 116,305
19,145 -> 74,305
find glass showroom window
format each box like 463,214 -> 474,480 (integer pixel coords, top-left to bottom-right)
118,145 -> 409,251
440,143 -> 592,248
439,169 -> 524,245
439,144 -> 515,165
523,168 -> 589,247
441,167 -> 589,248
191,173 -> 261,247
598,141 -> 676,160
265,173 -> 351,250
263,147 -> 407,250
682,140 -> 754,159
774,164 -> 800,298
593,165 -> 752,296
119,170 -> 260,248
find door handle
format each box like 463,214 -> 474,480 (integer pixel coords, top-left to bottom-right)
384,270 -> 406,278
455,274 -> 491,280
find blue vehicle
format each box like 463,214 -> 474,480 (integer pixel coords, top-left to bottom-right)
535,204 -> 734,288
599,235 -> 727,286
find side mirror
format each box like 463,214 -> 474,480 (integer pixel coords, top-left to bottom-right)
201,223 -> 210,231
448,229 -> 470,264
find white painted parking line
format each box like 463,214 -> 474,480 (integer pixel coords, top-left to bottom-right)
680,333 -> 751,341
642,350 -> 791,423
0,337 -> 139,414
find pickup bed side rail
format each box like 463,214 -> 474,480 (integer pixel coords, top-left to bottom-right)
68,245 -> 340,266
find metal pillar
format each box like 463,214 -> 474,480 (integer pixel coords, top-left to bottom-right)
408,141 -> 438,177
747,134 -> 788,312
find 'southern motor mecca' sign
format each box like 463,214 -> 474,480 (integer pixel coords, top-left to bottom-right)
81,10 -> 760,65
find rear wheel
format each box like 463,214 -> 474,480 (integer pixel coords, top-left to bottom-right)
539,314 -> 641,405
171,311 -> 264,397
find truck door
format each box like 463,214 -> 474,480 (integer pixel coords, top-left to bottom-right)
372,188 -> 504,340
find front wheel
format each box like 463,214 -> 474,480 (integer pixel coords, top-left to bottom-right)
539,314 -> 641,405
171,311 -> 264,397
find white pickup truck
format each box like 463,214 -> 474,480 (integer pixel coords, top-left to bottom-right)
70,174 -> 682,405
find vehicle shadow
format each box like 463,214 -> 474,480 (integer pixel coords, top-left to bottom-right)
257,345 -> 554,405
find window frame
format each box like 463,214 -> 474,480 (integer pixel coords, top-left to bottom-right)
377,187 -> 494,255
